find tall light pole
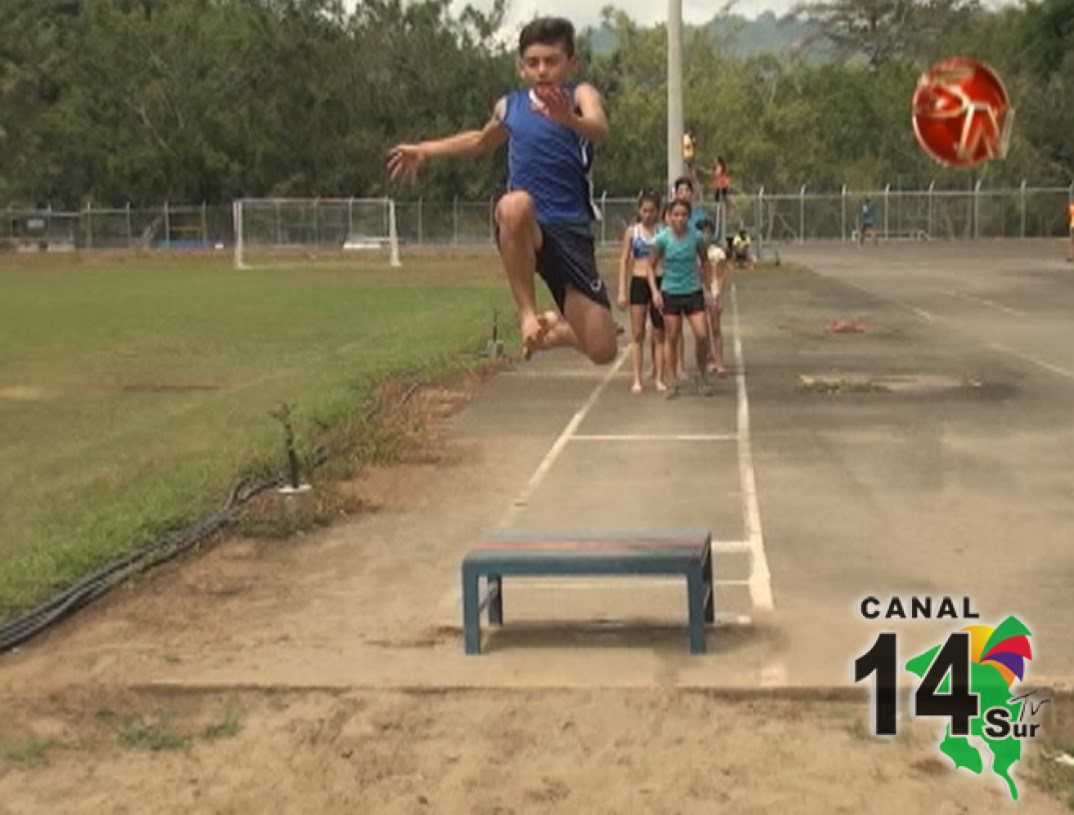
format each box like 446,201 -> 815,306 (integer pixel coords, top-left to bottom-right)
667,0 -> 684,194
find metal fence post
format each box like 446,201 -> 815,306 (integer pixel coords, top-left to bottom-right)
799,185 -> 806,243
84,200 -> 93,249
927,180 -> 935,238
974,178 -> 982,240
600,191 -> 607,245
163,200 -> 170,250
126,202 -> 133,247
1019,179 -> 1026,239
347,196 -> 354,237
841,184 -> 847,241
883,184 -> 891,242
756,186 -> 764,241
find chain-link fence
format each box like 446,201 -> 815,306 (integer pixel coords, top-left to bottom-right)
0,203 -> 231,251
720,184 -> 1074,246
3,184 -> 1071,253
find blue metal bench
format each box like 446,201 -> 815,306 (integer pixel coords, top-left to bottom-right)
461,528 -> 714,654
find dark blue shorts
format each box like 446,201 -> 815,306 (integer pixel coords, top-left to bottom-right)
535,222 -> 611,313
496,218 -> 610,314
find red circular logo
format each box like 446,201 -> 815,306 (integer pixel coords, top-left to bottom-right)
911,57 -> 1013,168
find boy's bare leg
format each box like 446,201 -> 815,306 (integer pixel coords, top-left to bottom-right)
560,288 -> 617,364
494,192 -> 549,357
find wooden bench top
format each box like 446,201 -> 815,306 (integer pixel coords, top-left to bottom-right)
467,529 -> 711,565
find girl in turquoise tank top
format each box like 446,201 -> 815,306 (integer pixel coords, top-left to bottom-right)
647,199 -> 714,398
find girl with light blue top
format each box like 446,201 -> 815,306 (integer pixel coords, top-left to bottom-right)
647,199 -> 713,398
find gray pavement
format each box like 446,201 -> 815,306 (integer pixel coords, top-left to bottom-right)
438,239 -> 1074,686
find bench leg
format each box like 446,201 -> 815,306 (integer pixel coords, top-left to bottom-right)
703,547 -> 715,624
462,565 -> 482,655
488,575 -> 503,626
686,565 -> 707,655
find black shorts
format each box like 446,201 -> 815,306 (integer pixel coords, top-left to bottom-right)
661,289 -> 706,316
628,277 -> 665,330
492,220 -> 610,313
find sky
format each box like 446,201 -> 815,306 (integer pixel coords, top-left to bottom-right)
448,0 -> 1021,34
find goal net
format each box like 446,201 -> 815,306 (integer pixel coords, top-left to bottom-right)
233,197 -> 400,268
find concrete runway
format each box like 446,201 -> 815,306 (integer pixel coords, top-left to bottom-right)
439,240 -> 1074,687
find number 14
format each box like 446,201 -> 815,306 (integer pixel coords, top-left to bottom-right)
855,632 -> 979,736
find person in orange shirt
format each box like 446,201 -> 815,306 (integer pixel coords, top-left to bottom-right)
1067,201 -> 1074,262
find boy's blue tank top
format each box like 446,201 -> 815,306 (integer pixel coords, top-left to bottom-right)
501,86 -> 596,225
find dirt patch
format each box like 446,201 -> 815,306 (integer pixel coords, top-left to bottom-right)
0,386 -> 53,401
1,686 -> 1070,814
800,373 -> 983,395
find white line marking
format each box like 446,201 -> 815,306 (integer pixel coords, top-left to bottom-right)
943,289 -> 1025,316
760,662 -> 789,688
712,539 -> 752,553
571,433 -> 738,442
730,284 -> 774,612
989,343 -> 1074,381
838,278 -> 933,321
501,350 -> 628,523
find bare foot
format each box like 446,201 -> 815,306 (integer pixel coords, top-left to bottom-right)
521,312 -> 554,360
630,382 -> 643,394
715,365 -> 730,378
655,380 -> 668,393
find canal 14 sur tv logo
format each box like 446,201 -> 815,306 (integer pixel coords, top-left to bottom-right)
854,595 -> 1046,800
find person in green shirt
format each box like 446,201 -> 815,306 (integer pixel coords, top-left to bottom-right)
647,199 -> 714,398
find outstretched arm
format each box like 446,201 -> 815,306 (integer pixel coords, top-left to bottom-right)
388,99 -> 508,183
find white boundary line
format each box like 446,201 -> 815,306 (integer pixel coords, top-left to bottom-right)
571,433 -> 737,442
838,278 -> 934,322
730,284 -> 774,612
943,289 -> 1025,317
989,343 -> 1074,381
500,351 -> 628,525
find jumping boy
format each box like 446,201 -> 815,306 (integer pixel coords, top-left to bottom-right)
387,17 -> 616,364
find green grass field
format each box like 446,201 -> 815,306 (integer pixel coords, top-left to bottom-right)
0,251 -> 517,614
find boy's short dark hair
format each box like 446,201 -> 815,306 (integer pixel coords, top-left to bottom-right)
673,176 -> 694,192
669,198 -> 693,216
519,17 -> 576,57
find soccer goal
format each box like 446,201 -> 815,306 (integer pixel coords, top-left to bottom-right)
233,197 -> 400,268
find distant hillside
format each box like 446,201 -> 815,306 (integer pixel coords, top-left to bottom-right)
585,11 -> 833,62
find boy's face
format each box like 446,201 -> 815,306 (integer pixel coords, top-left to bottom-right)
518,42 -> 577,87
674,184 -> 694,202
